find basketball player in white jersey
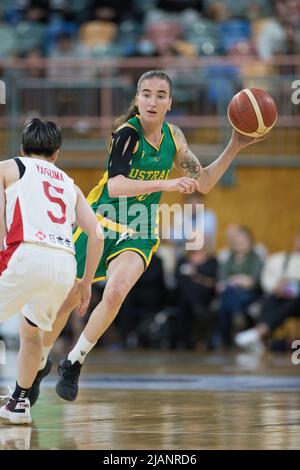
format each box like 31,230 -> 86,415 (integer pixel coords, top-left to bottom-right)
0,118 -> 104,424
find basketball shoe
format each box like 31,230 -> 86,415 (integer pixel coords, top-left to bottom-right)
28,359 -> 52,406
0,392 -> 31,424
56,359 -> 82,401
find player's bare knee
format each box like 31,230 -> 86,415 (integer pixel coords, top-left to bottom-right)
19,319 -> 41,339
103,284 -> 127,310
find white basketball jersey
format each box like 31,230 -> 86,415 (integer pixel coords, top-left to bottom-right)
5,157 -> 77,254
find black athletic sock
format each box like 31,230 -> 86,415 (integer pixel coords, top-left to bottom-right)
12,382 -> 31,400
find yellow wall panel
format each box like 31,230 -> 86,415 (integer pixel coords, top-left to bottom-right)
203,167 -> 300,253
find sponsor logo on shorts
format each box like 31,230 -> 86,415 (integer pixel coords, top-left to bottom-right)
115,231 -> 134,246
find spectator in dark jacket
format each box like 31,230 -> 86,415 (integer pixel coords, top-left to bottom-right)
175,246 -> 218,349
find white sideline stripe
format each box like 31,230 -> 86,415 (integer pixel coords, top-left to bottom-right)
2,375 -> 300,391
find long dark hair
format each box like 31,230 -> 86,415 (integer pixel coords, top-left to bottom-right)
113,70 -> 172,130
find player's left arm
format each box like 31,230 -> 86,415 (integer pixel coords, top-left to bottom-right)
172,124 -> 263,194
0,162 -> 7,250
74,185 -> 104,316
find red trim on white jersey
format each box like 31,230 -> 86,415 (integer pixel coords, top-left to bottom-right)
4,157 -> 76,254
5,198 -> 24,247
0,243 -> 20,275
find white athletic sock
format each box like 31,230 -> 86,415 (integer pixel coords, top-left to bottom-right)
68,333 -> 96,365
39,346 -> 52,371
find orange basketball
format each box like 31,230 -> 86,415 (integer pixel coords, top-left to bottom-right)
227,88 -> 277,137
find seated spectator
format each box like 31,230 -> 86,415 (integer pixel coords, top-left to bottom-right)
254,0 -> 300,60
218,223 -> 241,263
219,17 -> 251,55
276,22 -> 300,76
180,10 -> 219,56
203,62 -> 242,113
45,7 -> 78,55
175,246 -> 218,349
216,226 -> 263,347
80,21 -> 118,57
48,31 -> 92,80
5,47 -> 46,115
219,223 -> 268,263
14,3 -> 48,55
137,19 -> 197,57
87,1 -> 132,25
235,233 -> 300,352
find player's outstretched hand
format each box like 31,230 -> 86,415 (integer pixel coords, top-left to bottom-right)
76,280 -> 92,317
231,129 -> 266,150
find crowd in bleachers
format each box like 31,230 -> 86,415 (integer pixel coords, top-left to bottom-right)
0,0 -> 299,62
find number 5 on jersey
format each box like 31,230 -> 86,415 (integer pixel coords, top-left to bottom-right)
42,181 -> 67,224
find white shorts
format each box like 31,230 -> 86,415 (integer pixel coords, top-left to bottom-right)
0,243 -> 76,331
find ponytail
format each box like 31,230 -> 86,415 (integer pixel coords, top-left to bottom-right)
113,100 -> 138,131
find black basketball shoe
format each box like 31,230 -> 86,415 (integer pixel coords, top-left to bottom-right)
28,359 -> 52,407
55,359 -> 82,401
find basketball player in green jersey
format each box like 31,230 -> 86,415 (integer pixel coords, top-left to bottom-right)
28,70 -> 262,403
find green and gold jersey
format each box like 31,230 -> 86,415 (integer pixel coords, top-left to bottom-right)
86,115 -> 178,239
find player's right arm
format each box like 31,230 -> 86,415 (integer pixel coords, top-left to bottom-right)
0,159 -> 19,249
108,174 -> 199,196
106,126 -> 199,197
74,186 -> 104,315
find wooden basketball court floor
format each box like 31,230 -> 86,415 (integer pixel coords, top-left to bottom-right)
0,349 -> 300,450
